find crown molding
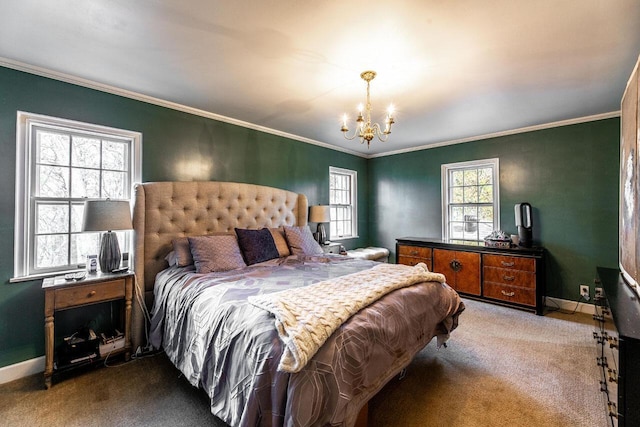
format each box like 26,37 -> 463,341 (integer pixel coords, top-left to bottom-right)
1,57 -> 619,161
0,57 -> 367,158
367,111 -> 621,159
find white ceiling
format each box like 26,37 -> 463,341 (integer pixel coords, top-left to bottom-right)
1,0 -> 639,157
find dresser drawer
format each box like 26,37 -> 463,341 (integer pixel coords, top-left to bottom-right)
483,254 -> 535,272
484,282 -> 536,306
483,267 -> 536,288
397,256 -> 433,270
398,245 -> 432,259
54,279 -> 126,309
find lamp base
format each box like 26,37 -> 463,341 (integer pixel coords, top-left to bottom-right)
99,231 -> 121,273
317,223 -> 327,245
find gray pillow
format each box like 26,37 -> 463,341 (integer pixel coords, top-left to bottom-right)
188,234 -> 246,273
283,225 -> 323,256
172,232 -> 232,266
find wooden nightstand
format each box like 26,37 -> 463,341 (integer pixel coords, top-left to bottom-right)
321,242 -> 342,254
42,271 -> 134,389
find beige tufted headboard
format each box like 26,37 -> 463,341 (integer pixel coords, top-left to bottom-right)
130,181 -> 308,349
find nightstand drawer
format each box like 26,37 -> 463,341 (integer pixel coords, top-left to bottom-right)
54,279 -> 126,309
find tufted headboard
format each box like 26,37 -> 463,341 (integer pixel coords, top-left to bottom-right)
130,181 -> 308,349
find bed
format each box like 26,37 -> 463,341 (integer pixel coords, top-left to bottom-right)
130,181 -> 464,427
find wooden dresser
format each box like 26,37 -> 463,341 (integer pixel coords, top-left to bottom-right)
596,267 -> 640,426
396,237 -> 545,315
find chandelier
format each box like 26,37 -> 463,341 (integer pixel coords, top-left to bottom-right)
341,70 -> 395,148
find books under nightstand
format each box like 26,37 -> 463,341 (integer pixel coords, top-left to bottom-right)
98,330 -> 125,356
42,271 -> 133,389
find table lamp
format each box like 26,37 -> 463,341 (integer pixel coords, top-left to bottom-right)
309,205 -> 330,245
82,200 -> 133,273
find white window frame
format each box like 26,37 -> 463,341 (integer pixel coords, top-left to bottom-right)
13,112 -> 142,282
441,158 -> 500,244
329,166 -> 358,240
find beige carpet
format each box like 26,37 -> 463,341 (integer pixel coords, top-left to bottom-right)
0,298 -> 610,426
370,299 -> 610,427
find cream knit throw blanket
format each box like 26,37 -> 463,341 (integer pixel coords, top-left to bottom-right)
248,262 -> 446,373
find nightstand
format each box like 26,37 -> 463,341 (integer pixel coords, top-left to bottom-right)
42,271 -> 134,389
321,242 -> 342,254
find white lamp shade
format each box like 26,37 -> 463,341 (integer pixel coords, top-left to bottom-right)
82,200 -> 133,232
309,205 -> 330,223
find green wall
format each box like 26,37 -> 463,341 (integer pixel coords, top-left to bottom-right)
0,64 -> 621,371
368,118 -> 620,301
0,66 -> 367,369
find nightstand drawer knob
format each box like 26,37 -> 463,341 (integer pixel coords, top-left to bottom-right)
503,275 -> 515,281
501,261 -> 515,267
88,290 -> 96,297
501,290 -> 515,297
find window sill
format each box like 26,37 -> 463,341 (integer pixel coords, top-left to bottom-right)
10,269 -> 87,283
329,235 -> 359,241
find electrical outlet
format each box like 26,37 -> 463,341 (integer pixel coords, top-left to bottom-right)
595,287 -> 604,298
580,285 -> 590,300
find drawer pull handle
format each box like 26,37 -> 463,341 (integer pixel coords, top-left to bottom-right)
410,251 -> 418,255
501,261 -> 515,267
88,290 -> 96,297
503,275 -> 515,281
501,290 -> 515,297
450,260 -> 462,272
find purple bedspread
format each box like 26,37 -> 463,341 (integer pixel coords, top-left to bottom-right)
149,255 -> 464,426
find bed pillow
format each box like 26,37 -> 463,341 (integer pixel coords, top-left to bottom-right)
283,225 -> 324,256
165,250 -> 179,267
235,228 -> 280,265
269,227 -> 291,257
171,237 -> 194,266
188,234 -> 246,273
172,232 -> 232,266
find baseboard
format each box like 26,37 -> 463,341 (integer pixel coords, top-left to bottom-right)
0,356 -> 45,385
545,296 -> 597,315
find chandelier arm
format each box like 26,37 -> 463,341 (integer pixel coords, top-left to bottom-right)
342,126 -> 366,142
372,123 -> 390,142
342,130 -> 358,141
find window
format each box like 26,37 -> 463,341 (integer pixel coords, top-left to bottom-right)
441,158 -> 499,244
13,112 -> 141,281
329,166 -> 357,240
